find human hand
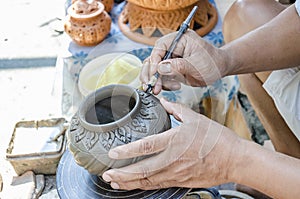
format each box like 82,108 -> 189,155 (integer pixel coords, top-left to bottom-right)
102,98 -> 241,190
140,30 -> 230,94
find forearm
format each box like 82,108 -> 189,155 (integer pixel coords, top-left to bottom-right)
230,139 -> 300,198
222,4 -> 300,75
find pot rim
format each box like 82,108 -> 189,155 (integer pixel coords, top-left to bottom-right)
68,1 -> 105,19
78,84 -> 141,132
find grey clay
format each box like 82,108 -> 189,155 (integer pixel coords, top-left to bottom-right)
67,84 -> 171,175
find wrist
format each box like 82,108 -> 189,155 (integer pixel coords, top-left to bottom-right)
214,127 -> 246,184
225,136 -> 250,184
220,43 -> 241,76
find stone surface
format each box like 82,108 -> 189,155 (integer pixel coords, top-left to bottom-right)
33,175 -> 45,199
0,0 -> 65,67
0,173 -> 2,192
0,67 -> 61,198
9,171 -> 36,199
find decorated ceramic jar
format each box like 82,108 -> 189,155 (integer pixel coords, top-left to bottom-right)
118,0 -> 218,45
67,84 -> 171,175
126,0 -> 198,11
72,0 -> 114,12
99,0 -> 114,12
64,0 -> 111,46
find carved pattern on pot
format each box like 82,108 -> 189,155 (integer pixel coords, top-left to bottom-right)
118,0 -> 218,45
67,85 -> 171,175
70,90 -> 159,151
126,0 -> 198,11
70,115 -> 100,150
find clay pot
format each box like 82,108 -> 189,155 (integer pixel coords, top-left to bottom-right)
72,0 -> 114,12
99,0 -> 114,12
67,84 -> 171,175
64,0 -> 111,46
118,0 -> 218,45
127,0 -> 198,11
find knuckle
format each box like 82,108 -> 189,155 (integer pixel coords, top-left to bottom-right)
140,178 -> 153,187
138,139 -> 155,154
173,58 -> 186,72
140,165 -> 151,178
142,57 -> 150,64
116,182 -> 130,190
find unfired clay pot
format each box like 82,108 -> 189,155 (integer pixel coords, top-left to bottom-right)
64,0 -> 111,46
67,84 -> 171,175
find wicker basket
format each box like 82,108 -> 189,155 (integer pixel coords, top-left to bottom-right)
119,0 -> 218,45
126,0 -> 198,11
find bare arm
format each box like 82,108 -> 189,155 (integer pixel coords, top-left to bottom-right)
231,139 -> 300,198
102,99 -> 300,198
223,4 -> 300,75
140,4 -> 300,93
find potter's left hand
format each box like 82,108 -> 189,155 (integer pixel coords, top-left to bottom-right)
102,98 -> 240,190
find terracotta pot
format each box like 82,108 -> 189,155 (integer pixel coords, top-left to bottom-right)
64,0 -> 111,46
118,0 -> 218,45
127,0 -> 198,11
99,0 -> 114,12
72,0 -> 114,12
67,84 -> 171,175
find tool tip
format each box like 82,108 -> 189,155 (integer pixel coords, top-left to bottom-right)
145,85 -> 152,93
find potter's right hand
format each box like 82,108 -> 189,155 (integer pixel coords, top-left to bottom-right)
140,30 -> 230,95
102,98 -> 241,190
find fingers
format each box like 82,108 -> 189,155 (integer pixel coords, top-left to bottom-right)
140,58 -> 163,93
160,98 -> 197,123
140,59 -> 150,89
158,58 -> 203,87
105,170 -> 179,190
102,149 -> 173,186
140,33 -> 184,93
108,129 -> 174,160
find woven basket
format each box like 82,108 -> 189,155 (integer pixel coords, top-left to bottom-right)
126,0 -> 198,10
119,0 -> 218,45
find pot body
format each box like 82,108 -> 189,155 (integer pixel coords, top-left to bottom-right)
68,84 -> 171,175
99,0 -> 114,12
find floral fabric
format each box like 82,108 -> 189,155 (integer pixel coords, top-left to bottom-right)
56,0 -> 239,122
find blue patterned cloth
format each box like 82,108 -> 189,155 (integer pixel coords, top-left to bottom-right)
57,0 -> 239,122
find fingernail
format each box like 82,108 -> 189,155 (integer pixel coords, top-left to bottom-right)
142,83 -> 148,91
102,173 -> 112,182
159,62 -> 171,73
111,182 -> 120,189
109,150 -> 119,159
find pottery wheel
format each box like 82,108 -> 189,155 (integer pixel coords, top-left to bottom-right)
56,150 -> 191,199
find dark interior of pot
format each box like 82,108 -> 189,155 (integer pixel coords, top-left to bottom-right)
85,94 -> 136,125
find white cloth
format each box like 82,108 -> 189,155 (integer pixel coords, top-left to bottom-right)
296,0 -> 300,16
263,67 -> 300,141
263,2 -> 300,140
263,1 -> 300,141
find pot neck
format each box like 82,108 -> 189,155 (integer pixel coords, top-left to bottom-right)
68,1 -> 104,19
78,85 -> 141,132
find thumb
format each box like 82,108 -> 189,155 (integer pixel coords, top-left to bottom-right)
160,98 -> 196,123
158,58 -> 193,76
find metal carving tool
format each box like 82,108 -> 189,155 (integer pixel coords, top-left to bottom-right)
145,5 -> 198,93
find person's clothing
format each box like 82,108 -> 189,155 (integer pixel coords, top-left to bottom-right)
296,0 -> 300,16
263,1 -> 300,141
263,67 -> 300,141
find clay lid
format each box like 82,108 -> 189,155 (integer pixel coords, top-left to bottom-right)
127,0 -> 199,10
68,0 -> 104,19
